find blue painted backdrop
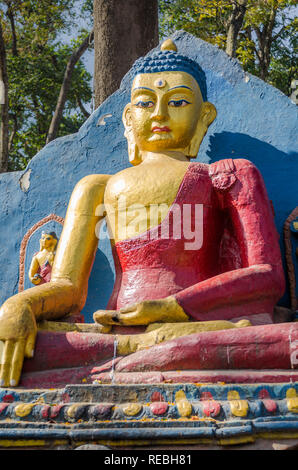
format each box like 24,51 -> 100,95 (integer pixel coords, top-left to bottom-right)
0,31 -> 297,322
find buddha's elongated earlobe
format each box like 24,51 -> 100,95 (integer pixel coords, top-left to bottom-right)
122,104 -> 142,166
186,102 -> 217,158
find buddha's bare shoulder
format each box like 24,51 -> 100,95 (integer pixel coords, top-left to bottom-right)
106,159 -> 190,191
104,165 -> 139,200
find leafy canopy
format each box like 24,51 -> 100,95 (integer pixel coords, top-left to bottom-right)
1,0 -> 93,170
159,0 -> 298,96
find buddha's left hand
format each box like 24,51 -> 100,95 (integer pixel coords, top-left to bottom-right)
32,274 -> 42,285
93,296 -> 189,326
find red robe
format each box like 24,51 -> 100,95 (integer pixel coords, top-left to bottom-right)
108,159 -> 285,325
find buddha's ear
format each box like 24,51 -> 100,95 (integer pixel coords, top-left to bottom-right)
122,103 -> 132,129
186,101 -> 217,158
122,103 -> 142,166
200,101 -> 217,128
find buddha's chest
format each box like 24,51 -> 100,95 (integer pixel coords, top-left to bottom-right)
105,166 -> 187,207
36,251 -> 55,267
104,162 -> 212,241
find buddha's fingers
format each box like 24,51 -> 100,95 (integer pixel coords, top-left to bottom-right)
117,311 -> 143,325
93,310 -> 120,325
24,330 -> 36,359
0,331 -> 37,388
0,340 -> 15,387
118,304 -> 137,314
10,339 -> 26,387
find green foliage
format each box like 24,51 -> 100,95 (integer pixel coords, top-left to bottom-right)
2,0 -> 296,171
1,0 -> 93,171
159,0 -> 298,96
268,19 -> 297,94
159,0 -> 230,48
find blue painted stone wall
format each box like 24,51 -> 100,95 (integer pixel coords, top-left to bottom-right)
0,31 -> 297,322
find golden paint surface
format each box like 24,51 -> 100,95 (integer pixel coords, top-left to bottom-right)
67,403 -> 84,419
286,388 -> 298,413
0,440 -> 47,447
122,403 -> 143,416
129,72 -> 203,153
227,391 -> 249,417
117,319 -> 250,355
14,403 -> 35,417
175,390 -> 192,417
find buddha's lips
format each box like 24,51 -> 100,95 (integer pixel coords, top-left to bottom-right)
152,126 -> 171,133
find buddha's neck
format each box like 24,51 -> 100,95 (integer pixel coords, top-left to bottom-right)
139,151 -> 190,164
42,248 -> 55,253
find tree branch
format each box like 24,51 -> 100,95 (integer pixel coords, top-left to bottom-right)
225,0 -> 248,57
46,29 -> 94,144
8,113 -> 17,151
76,95 -> 90,119
6,4 -> 18,56
272,25 -> 285,41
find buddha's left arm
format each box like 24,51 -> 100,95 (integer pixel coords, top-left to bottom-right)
173,158 -> 285,322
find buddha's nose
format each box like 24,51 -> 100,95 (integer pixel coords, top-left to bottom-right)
151,99 -> 167,121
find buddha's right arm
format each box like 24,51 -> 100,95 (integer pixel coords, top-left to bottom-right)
28,256 -> 40,284
21,173 -> 111,319
0,174 -> 110,387
46,173 -> 111,317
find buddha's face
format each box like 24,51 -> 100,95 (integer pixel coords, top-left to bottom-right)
40,233 -> 56,250
123,70 -> 216,162
127,71 -> 203,152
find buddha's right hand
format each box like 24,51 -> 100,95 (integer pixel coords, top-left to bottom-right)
0,299 -> 37,387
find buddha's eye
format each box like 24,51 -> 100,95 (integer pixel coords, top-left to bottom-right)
134,100 -> 154,108
168,99 -> 191,107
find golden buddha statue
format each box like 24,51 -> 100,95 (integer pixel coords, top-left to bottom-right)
28,232 -> 58,286
0,40 -> 292,388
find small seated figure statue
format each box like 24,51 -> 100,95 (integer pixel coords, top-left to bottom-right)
0,39 -> 295,388
28,232 -> 58,285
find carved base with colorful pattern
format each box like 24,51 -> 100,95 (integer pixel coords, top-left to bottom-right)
0,383 -> 297,449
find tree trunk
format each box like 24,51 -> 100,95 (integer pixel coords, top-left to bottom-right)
93,0 -> 159,108
254,2 -> 278,82
0,21 -> 9,173
225,0 -> 248,58
46,30 -> 94,144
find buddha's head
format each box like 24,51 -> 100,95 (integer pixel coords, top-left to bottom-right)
39,231 -> 58,252
123,39 -> 217,165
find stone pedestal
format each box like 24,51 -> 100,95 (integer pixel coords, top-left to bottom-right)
0,382 -> 297,449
